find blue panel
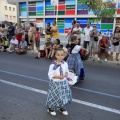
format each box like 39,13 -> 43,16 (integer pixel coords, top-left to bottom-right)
36,2 -> 43,6
77,5 -> 88,10
88,10 -> 94,15
65,23 -> 72,28
45,1 -> 51,6
59,29 -> 64,33
45,18 -> 55,23
66,0 -> 75,5
36,7 -> 44,11
20,2 -> 26,7
118,3 -> 120,8
65,18 -> 74,23
77,18 -> 88,23
21,11 -> 27,16
100,30 -> 113,35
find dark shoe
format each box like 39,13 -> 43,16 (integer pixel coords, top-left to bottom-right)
35,56 -> 40,59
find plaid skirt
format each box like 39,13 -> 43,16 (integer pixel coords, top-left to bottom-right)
46,79 -> 72,111
67,53 -> 85,81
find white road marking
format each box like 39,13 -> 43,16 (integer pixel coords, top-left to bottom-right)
0,79 -> 120,115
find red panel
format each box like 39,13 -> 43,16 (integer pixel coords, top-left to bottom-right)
65,28 -> 70,33
55,5 -> 65,10
117,9 -> 120,14
66,10 -> 75,15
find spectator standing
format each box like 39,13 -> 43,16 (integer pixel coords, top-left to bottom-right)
15,24 -> 23,44
106,29 -> 111,47
28,22 -> 35,52
110,27 -> 120,61
7,22 -> 15,42
50,21 -> 59,43
35,27 -> 40,52
73,22 -> 82,45
16,37 -> 27,54
89,25 -> 99,61
0,24 -> 4,39
66,28 -> 71,44
24,26 -> 29,49
98,35 -> 109,61
84,22 -> 93,49
45,22 -> 51,43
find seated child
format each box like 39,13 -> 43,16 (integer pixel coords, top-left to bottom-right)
48,39 -> 60,59
0,36 -> 9,52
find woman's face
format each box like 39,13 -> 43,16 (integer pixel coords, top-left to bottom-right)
115,28 -> 120,32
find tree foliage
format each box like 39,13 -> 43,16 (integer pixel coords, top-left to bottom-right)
78,0 -> 116,21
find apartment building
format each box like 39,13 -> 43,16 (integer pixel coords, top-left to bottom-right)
0,0 -> 17,23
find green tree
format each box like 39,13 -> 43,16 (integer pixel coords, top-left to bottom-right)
78,0 -> 116,21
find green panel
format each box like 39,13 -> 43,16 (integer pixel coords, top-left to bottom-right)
29,2 -> 36,6
66,5 -> 75,10
29,12 -> 36,16
101,24 -> 113,29
58,11 -> 65,15
20,7 -> 26,11
36,12 -> 44,16
89,18 -> 100,23
46,6 -> 54,10
57,23 -> 64,28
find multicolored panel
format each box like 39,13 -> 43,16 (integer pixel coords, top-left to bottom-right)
28,1 -> 44,16
20,2 -> 27,16
45,0 -> 55,15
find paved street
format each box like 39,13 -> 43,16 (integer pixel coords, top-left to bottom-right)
0,50 -> 120,120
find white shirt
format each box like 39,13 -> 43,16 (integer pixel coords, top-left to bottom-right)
73,27 -> 82,39
72,45 -> 81,53
10,39 -> 18,45
84,26 -> 93,41
48,61 -> 69,82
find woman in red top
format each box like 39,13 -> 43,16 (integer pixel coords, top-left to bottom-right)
15,24 -> 23,44
35,27 -> 40,52
98,35 -> 109,61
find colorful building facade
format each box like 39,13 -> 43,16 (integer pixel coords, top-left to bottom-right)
18,0 -> 120,34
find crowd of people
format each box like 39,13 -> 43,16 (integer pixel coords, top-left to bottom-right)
0,20 -> 120,116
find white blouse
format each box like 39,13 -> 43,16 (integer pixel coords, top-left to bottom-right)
71,45 -> 81,53
48,61 -> 69,82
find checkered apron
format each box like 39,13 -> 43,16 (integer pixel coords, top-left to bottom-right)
46,62 -> 72,111
66,53 -> 85,81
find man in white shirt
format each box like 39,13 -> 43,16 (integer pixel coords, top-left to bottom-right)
7,36 -> 18,53
73,22 -> 82,45
84,22 -> 93,49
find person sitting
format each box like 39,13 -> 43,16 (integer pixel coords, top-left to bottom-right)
44,38 -> 52,58
48,39 -> 60,59
16,37 -> 27,54
98,35 -> 109,61
7,36 -> 18,53
0,36 -> 9,52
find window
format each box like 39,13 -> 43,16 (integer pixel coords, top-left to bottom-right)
5,15 -> 8,20
10,16 -> 12,20
13,16 -> 16,21
13,8 -> 15,11
9,7 -> 11,11
5,6 -> 7,10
